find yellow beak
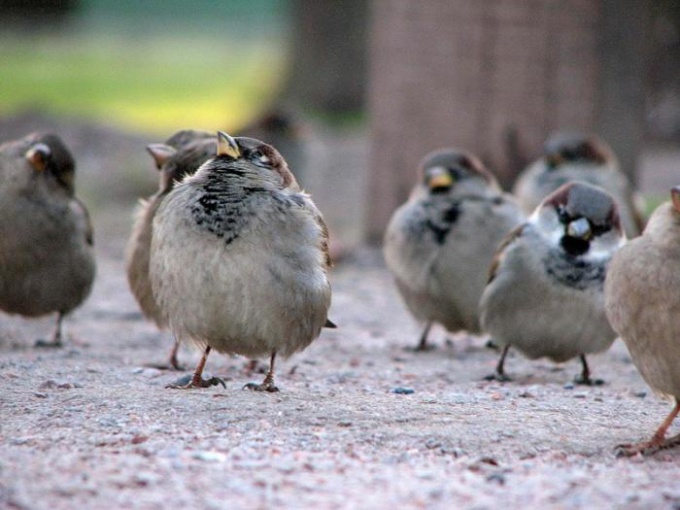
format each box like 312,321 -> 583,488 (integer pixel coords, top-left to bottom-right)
567,218 -> 593,241
217,131 -> 241,160
428,172 -> 454,190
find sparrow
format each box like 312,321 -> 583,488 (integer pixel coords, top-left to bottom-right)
513,132 -> 645,238
0,132 -> 96,346
149,131 -> 333,391
125,130 -> 216,369
383,148 -> 525,350
605,186 -> 680,456
480,181 -> 625,384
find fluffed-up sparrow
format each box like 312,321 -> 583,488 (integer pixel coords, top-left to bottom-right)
149,131 -> 333,391
480,182 -> 625,384
384,148 -> 524,350
0,132 -> 95,346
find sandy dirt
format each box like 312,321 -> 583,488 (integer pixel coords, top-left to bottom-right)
1,200 -> 680,510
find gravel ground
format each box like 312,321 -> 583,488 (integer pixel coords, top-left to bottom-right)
1,113 -> 680,509
1,202 -> 680,510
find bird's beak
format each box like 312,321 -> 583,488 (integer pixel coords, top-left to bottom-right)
25,143 -> 51,172
146,143 -> 177,170
427,168 -> 454,191
217,131 -> 241,160
567,217 -> 592,240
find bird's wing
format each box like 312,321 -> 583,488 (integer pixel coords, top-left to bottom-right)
72,197 -> 94,246
486,223 -> 526,284
294,192 -> 332,270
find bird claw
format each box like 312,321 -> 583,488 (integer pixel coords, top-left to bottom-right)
34,338 -> 63,348
145,362 -> 186,372
615,433 -> 680,457
484,372 -> 512,383
243,382 -> 279,393
484,339 -> 500,351
615,441 -> 661,457
406,343 -> 436,353
574,375 -> 605,386
166,374 -> 226,389
202,376 -> 227,389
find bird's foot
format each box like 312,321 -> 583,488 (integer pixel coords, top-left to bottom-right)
243,381 -> 280,393
574,374 -> 605,386
406,343 -> 436,353
166,374 -> 226,389
615,440 -> 664,457
145,361 -> 186,371
34,338 -> 63,348
169,356 -> 184,372
616,433 -> 680,457
485,339 -> 500,351
484,371 -> 512,383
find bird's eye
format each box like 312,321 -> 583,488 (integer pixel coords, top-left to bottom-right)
250,149 -> 271,167
556,205 -> 571,223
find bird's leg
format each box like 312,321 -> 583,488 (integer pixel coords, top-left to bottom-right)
616,399 -> 680,457
168,339 -> 184,371
484,344 -> 513,382
145,336 -> 185,370
243,351 -> 280,392
410,322 -> 434,352
166,346 -> 225,389
35,313 -> 64,348
243,359 -> 266,375
574,354 -> 604,386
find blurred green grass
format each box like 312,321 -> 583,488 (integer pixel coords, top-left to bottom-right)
0,33 -> 287,134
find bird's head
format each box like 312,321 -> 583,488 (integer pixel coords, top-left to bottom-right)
544,132 -> 614,170
199,131 -> 297,190
418,148 -> 498,198
163,128 -> 214,150
147,136 -> 216,192
24,134 -> 76,196
536,181 -> 624,257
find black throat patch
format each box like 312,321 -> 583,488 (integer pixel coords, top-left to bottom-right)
424,202 -> 460,245
189,173 -> 262,245
543,248 -> 606,291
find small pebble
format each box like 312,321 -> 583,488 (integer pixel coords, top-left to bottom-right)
425,439 -> 441,450
486,472 -> 506,485
192,451 -> 226,463
440,446 -> 462,457
391,387 -> 414,395
563,383 -> 575,390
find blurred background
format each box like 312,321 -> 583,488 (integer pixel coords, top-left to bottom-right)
1,0 -> 679,252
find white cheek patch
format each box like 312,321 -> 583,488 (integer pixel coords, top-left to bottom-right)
531,208 -> 564,246
586,234 -> 626,261
259,155 -> 271,166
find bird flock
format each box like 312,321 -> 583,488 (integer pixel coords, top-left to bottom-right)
0,128 -> 678,458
